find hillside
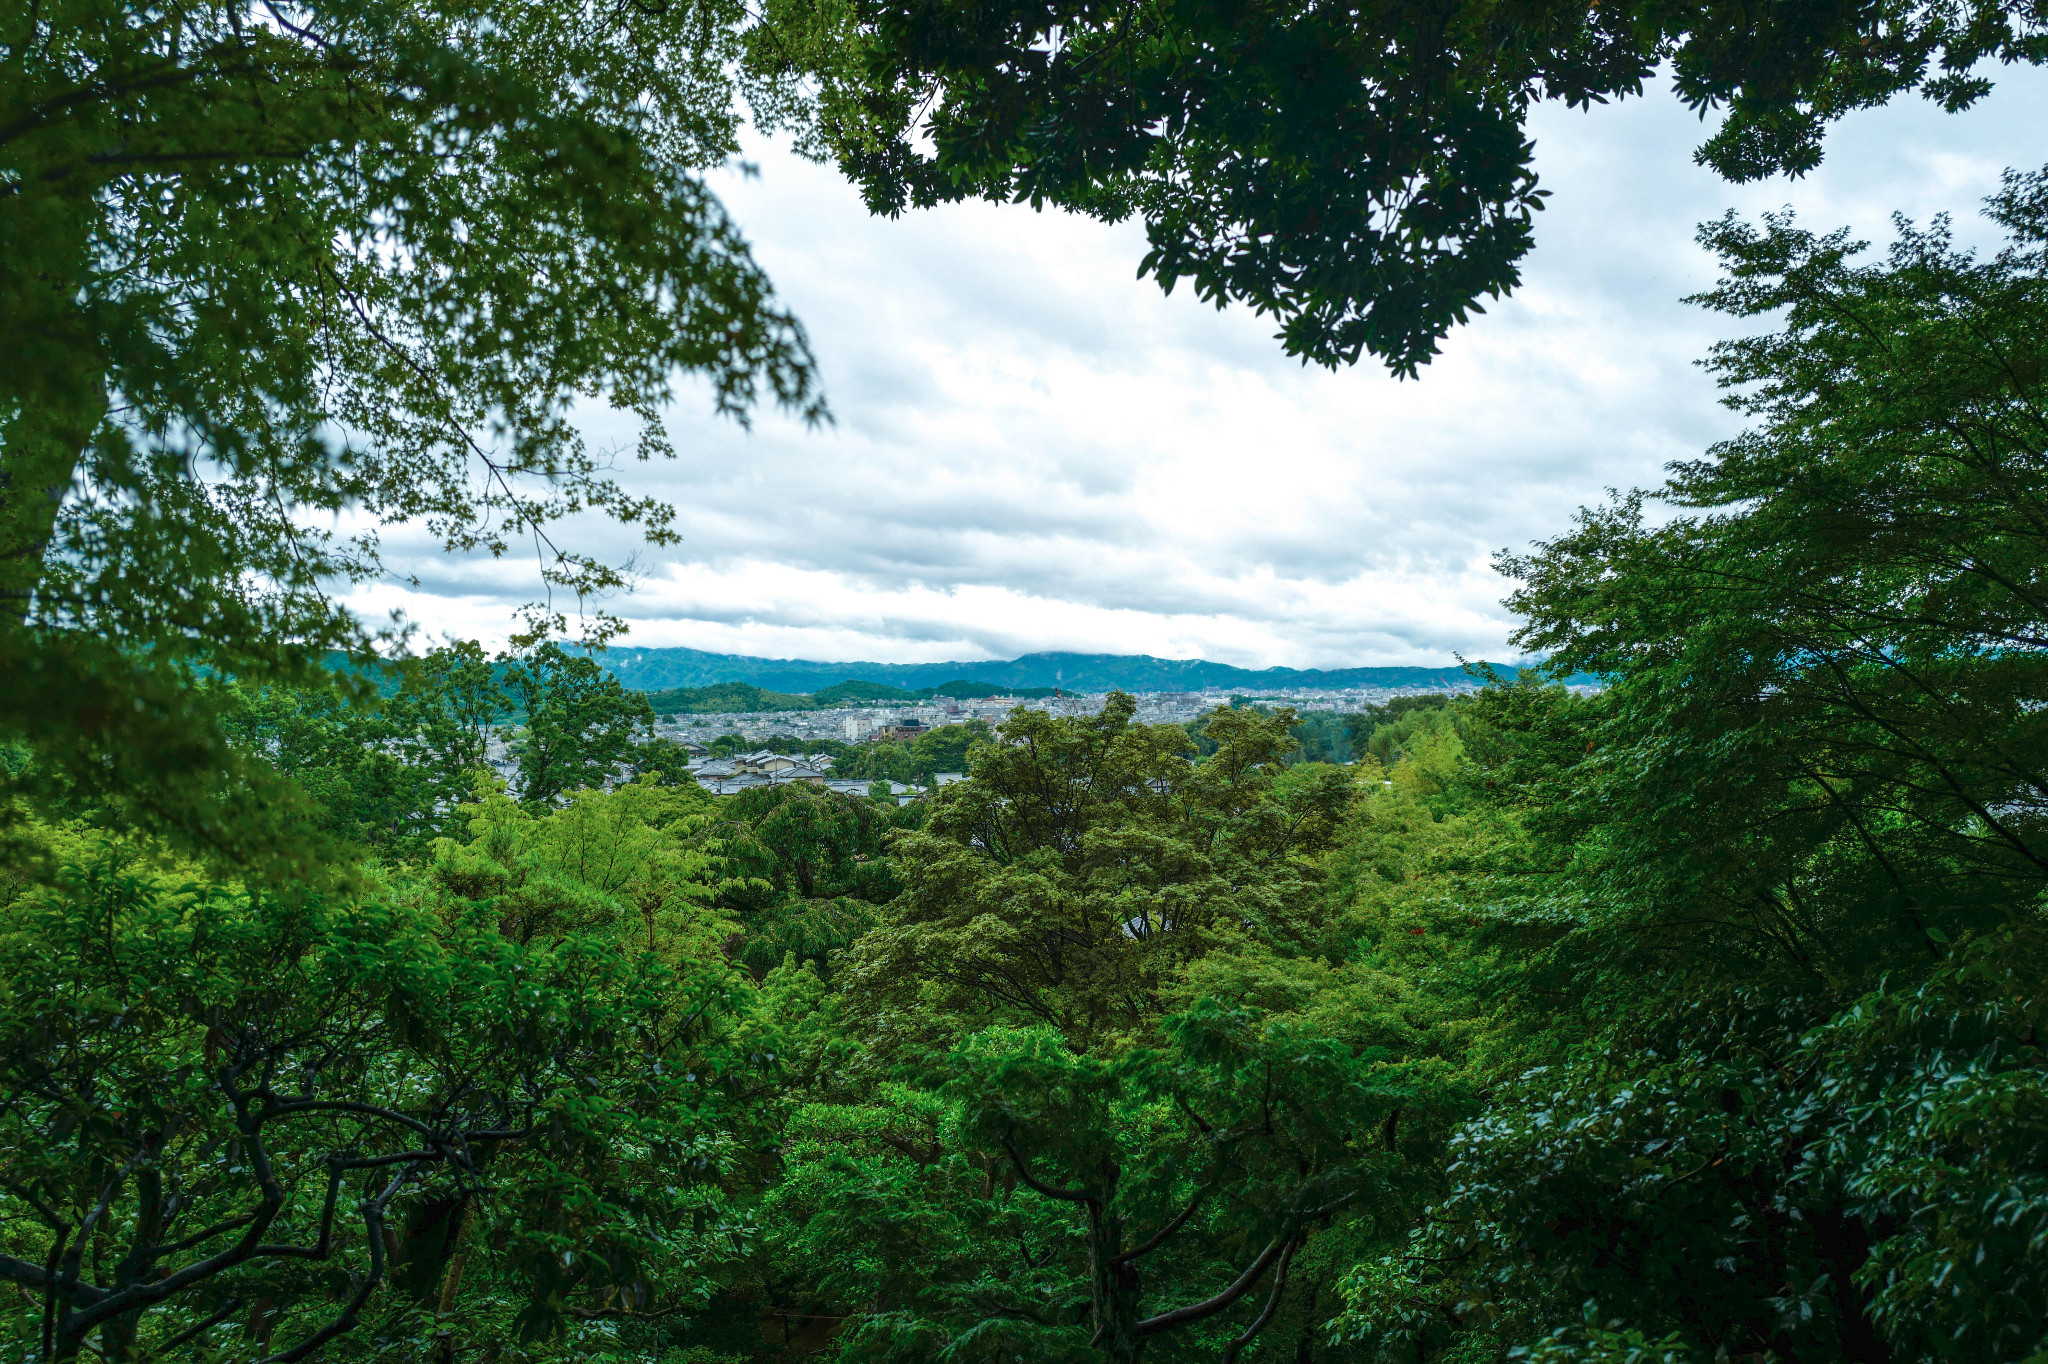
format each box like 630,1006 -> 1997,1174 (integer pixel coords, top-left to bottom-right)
601,647 -> 1531,694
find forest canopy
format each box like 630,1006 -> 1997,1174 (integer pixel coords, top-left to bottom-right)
5,0 -> 2048,1359
6,170 -> 2042,1363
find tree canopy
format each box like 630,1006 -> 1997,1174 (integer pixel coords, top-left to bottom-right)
1,0 -> 820,862
758,0 -> 2047,372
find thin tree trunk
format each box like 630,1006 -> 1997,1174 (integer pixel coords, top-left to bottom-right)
1,192 -> 103,627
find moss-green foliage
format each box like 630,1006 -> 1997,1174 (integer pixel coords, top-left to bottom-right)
688,784 -> 912,980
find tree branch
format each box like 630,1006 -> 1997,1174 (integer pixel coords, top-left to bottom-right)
157,1295 -> 243,1353
1000,1136 -> 1097,1205
1136,1233 -> 1290,1337
1111,1180 -> 1216,1266
1221,1236 -> 1298,1364
253,1161 -> 419,1364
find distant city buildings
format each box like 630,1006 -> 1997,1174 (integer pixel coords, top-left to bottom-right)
648,682 -> 1493,748
481,683 -> 1538,802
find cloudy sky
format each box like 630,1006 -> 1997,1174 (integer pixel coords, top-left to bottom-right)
349,69 -> 2048,668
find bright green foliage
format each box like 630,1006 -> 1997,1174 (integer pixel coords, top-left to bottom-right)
430,778 -> 726,951
0,0 -> 819,861
843,695 -> 1355,1051
0,819 -> 758,1362
1350,697 -> 1462,769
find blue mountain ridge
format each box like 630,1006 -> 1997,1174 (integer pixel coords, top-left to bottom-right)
598,647 -> 1559,695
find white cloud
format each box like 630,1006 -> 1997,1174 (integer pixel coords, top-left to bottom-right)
353,68 -> 2048,667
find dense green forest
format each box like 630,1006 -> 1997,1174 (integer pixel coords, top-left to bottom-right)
9,176 -> 2048,1355
6,0 -> 2047,1357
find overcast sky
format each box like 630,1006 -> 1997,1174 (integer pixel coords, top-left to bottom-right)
348,69 -> 2048,668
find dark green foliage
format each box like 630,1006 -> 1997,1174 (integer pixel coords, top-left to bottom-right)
603,647 -> 1517,695
707,731 -> 754,758
1394,932 -> 2048,1363
1501,170 -> 2048,993
921,681 -> 1060,700
1288,713 -> 1353,765
700,732 -> 854,763
11,2 -> 2048,1353
1322,172 -> 2048,1363
224,642 -> 514,855
650,683 -> 821,714
806,679 -> 1060,704
1211,704 -> 1359,766
834,723 -> 994,784
761,0 -> 2045,372
862,1005 -> 1448,1364
808,680 -> 930,705
629,736 -> 710,789
693,784 -> 909,978
846,696 -> 1355,1050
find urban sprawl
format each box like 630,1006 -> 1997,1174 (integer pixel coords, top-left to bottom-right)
505,684 -> 1499,799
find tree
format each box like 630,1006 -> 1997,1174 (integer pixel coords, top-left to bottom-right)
692,782 -> 909,979
0,818 -> 755,1361
808,1004 -> 1448,1364
1319,171 -> 2048,1363
1358,928 -> 2048,1364
759,0 -> 2045,373
1,0 -> 821,859
385,643 -> 513,794
222,642 -> 518,855
1500,167 -> 2048,991
503,644 -> 656,808
843,694 -> 1355,1052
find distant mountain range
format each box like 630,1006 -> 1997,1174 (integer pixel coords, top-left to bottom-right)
600,647 -> 1550,695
